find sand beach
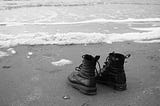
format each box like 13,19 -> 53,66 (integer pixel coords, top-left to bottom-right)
0,43 -> 160,106
0,0 -> 160,106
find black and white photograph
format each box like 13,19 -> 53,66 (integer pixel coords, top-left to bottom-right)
0,0 -> 160,106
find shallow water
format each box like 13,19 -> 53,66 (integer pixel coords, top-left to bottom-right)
0,0 -> 160,47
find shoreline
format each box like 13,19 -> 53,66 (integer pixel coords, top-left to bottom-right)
0,0 -> 160,105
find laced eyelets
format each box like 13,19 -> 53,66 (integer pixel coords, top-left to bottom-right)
75,64 -> 83,71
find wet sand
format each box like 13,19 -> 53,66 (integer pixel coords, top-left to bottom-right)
0,42 -> 160,106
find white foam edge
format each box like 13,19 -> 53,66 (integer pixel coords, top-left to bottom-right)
1,18 -> 160,26
0,27 -> 160,48
51,59 -> 72,66
135,40 -> 160,43
0,51 -> 9,58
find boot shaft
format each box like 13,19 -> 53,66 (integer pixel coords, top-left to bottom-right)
100,52 -> 130,82
96,52 -> 130,91
105,52 -> 130,69
107,52 -> 126,69
79,54 -> 100,78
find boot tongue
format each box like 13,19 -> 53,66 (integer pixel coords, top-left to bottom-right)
109,52 -> 125,68
94,55 -> 100,62
110,52 -> 125,60
83,54 -> 100,62
83,54 -> 94,61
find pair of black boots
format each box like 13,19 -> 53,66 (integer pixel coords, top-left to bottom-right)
68,52 -> 130,95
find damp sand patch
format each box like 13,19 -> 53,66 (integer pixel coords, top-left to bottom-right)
0,51 -> 9,58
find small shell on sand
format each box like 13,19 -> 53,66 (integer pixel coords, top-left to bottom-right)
27,52 -> 33,58
27,56 -> 30,58
7,48 -> 16,54
63,95 -> 70,100
28,52 -> 33,56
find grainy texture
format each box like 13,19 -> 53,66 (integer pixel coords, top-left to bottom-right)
0,43 -> 160,106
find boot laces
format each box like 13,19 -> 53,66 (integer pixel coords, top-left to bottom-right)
95,61 -> 102,77
75,55 -> 85,71
75,64 -> 83,71
96,56 -> 110,77
75,55 -> 102,76
75,61 -> 102,76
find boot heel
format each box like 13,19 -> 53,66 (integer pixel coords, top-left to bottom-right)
114,83 -> 127,91
68,80 -> 97,95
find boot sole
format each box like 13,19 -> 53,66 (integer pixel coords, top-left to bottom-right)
96,80 -> 127,91
67,80 -> 97,95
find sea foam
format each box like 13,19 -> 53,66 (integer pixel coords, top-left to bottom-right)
0,51 -> 9,57
0,27 -> 160,48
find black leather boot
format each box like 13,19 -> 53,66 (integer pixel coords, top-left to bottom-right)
68,54 -> 100,95
96,52 -> 130,91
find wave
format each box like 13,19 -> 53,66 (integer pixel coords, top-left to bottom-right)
1,0 -> 160,10
1,18 -> 160,26
0,1 -> 103,10
0,27 -> 160,48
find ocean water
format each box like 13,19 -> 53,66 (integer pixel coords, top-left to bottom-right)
0,0 -> 160,47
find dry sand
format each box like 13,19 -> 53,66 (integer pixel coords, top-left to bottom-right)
0,42 -> 160,106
